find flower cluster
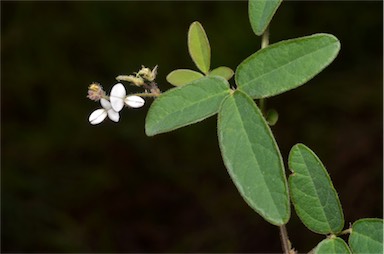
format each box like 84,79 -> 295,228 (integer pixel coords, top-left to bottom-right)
87,65 -> 161,125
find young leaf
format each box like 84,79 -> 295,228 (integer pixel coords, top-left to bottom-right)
249,0 -> 282,36
349,218 -> 383,254
145,76 -> 230,136
166,69 -> 204,86
315,237 -> 351,254
209,66 -> 234,81
288,144 -> 344,234
188,21 -> 211,74
218,90 -> 290,225
236,34 -> 340,99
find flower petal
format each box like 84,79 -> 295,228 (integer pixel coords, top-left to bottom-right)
107,109 -> 120,122
110,83 -> 126,112
89,109 -> 107,125
100,98 -> 111,109
124,95 -> 145,108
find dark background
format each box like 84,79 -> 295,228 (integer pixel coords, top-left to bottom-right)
2,1 -> 382,253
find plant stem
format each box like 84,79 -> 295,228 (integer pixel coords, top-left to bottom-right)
261,25 -> 292,254
259,97 -> 266,115
279,224 -> 292,254
259,26 -> 270,115
132,92 -> 160,98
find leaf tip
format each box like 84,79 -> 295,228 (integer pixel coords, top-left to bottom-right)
144,124 -> 155,137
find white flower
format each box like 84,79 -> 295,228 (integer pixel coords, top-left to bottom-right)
109,83 -> 145,111
89,98 -> 119,125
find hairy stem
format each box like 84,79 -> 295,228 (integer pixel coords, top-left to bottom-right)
261,25 -> 292,254
132,92 -> 160,98
279,224 -> 292,254
259,97 -> 266,115
259,26 -> 269,115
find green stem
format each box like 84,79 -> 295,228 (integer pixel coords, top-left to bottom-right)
259,26 -> 269,115
269,24 -> 291,253
259,97 -> 266,115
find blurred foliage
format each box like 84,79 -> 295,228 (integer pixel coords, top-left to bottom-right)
1,1 -> 382,252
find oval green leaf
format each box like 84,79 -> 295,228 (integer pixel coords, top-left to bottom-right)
188,21 -> 211,74
349,218 -> 383,254
288,144 -> 344,234
236,34 -> 341,99
166,69 -> 204,86
249,0 -> 282,36
315,237 -> 351,254
218,90 -> 290,225
208,66 -> 234,81
145,76 -> 230,136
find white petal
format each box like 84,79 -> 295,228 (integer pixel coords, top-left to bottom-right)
110,83 -> 126,112
100,98 -> 111,110
107,109 -> 120,122
124,95 -> 145,108
110,83 -> 126,98
89,109 -> 107,125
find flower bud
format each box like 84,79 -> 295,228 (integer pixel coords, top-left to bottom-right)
138,65 -> 158,82
87,82 -> 105,101
116,75 -> 145,86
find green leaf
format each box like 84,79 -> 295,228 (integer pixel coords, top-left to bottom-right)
218,90 -> 290,225
236,34 -> 340,98
249,0 -> 282,36
209,66 -> 234,81
145,76 -> 230,136
349,218 -> 383,254
315,237 -> 351,254
188,21 -> 211,74
166,69 -> 204,86
288,144 -> 344,234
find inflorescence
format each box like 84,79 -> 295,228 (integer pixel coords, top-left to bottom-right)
87,65 -> 161,125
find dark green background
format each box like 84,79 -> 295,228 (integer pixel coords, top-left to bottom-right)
2,1 -> 382,252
